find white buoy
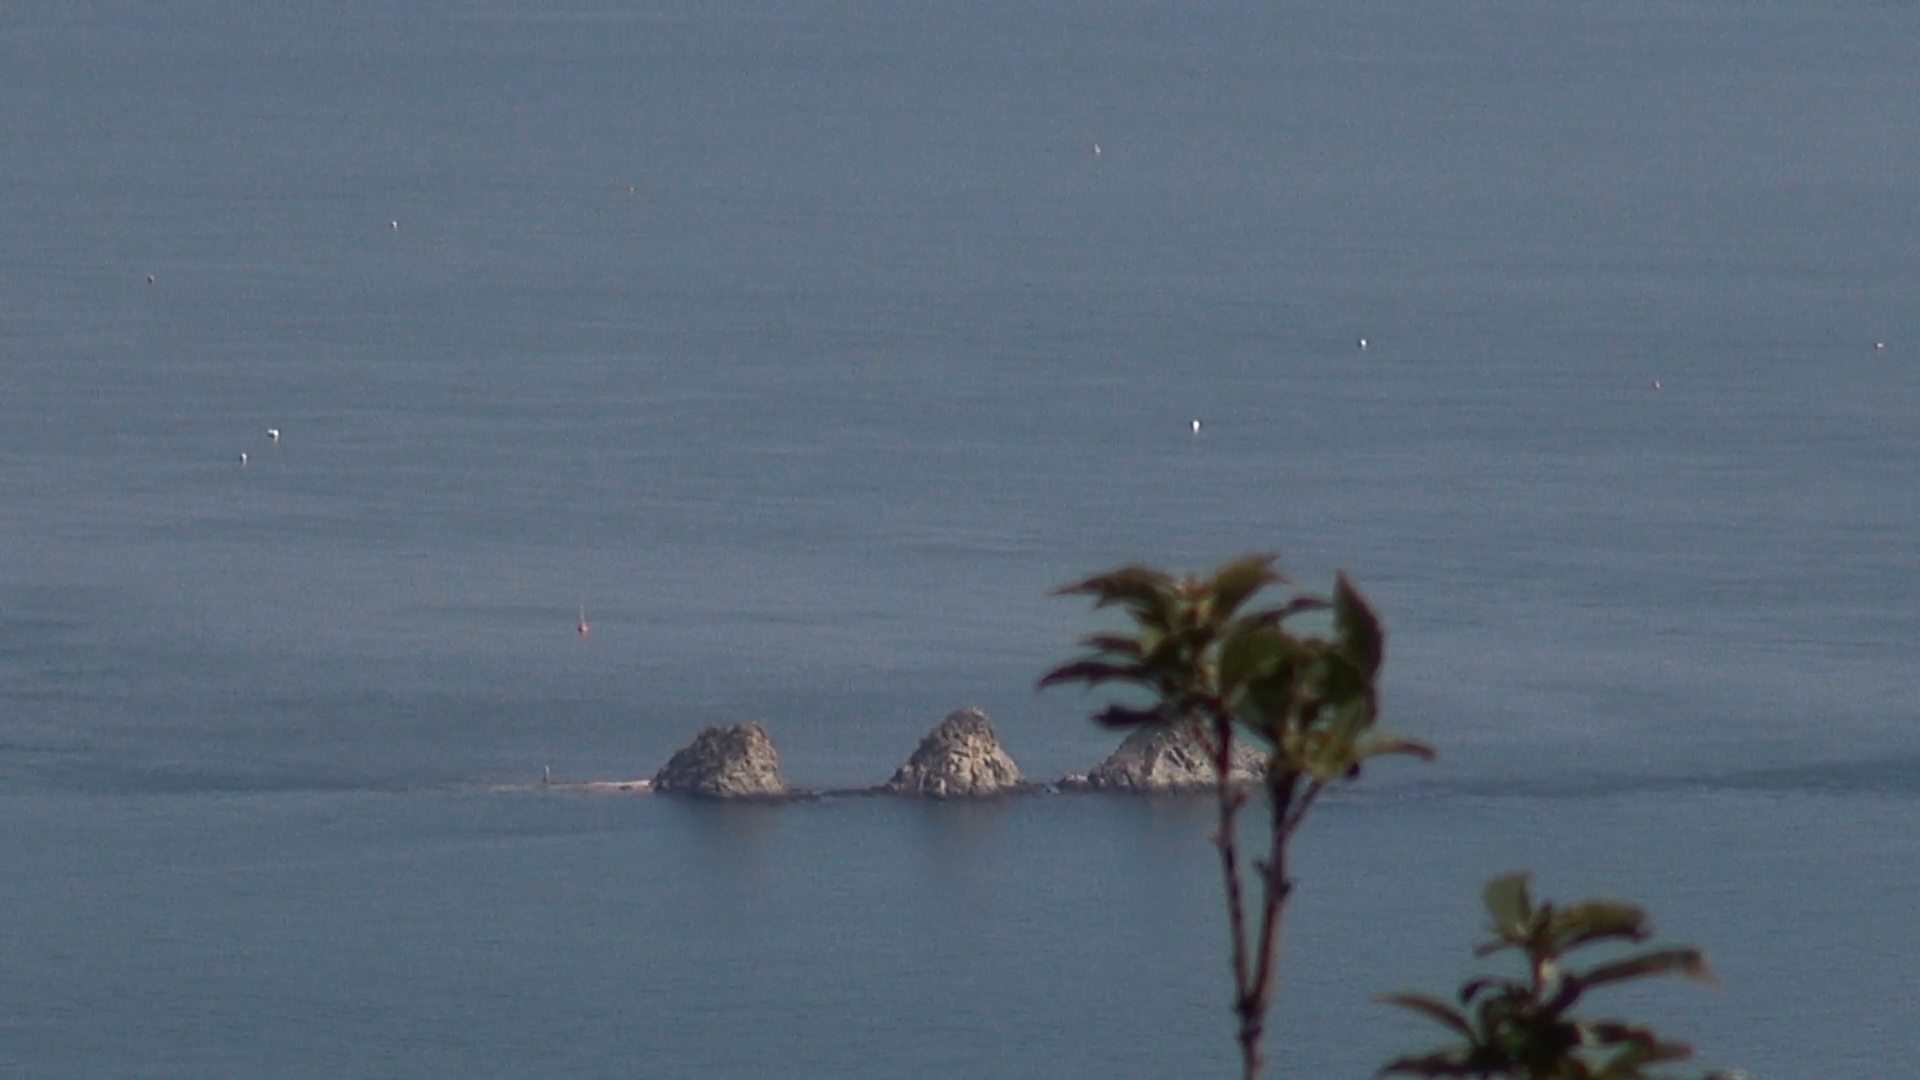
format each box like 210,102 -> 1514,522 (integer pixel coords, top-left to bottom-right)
1875,342 -> 1886,351
239,452 -> 248,465
390,220 -> 399,231
1091,142 -> 1102,157
1651,380 -> 1662,390
1357,338 -> 1368,350
1191,419 -> 1202,434
266,428 -> 279,442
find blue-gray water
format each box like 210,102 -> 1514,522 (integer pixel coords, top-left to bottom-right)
4,2 -> 1917,1076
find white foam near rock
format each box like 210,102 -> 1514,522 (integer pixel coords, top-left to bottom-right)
884,707 -> 1027,797
652,723 -> 787,798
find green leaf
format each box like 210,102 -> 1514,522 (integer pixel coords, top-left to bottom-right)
1240,656 -> 1306,727
1091,704 -> 1169,729
1053,566 -> 1177,628
1384,878 -> 1730,1080
1332,572 -> 1385,676
1482,873 -> 1533,940
1053,564 -> 1173,599
1550,900 -> 1653,953
1294,728 -> 1353,782
1205,553 -> 1284,621
1578,947 -> 1715,989
1310,648 -> 1370,705
1456,976 -> 1501,1004
1356,733 -> 1438,763
1217,622 -> 1285,699
1377,993 -> 1476,1038
1290,696 -> 1385,780
1264,595 -> 1333,623
1076,633 -> 1146,657
1036,660 -> 1151,690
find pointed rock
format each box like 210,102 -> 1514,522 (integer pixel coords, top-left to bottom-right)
653,723 -> 787,798
884,707 -> 1026,797
1076,724 -> 1266,794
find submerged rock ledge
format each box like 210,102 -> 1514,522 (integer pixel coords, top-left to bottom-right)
541,710 -> 1273,800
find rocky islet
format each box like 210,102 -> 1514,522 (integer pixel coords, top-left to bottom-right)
546,709 -> 1273,799
882,707 -> 1029,798
650,722 -> 787,799
1061,724 -> 1266,793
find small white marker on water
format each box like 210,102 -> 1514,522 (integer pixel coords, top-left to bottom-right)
267,428 -> 280,442
1357,338 -> 1368,350
1651,380 -> 1662,390
239,452 -> 248,466
390,220 -> 399,231
1191,419 -> 1202,434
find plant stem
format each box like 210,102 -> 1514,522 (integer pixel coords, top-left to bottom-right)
1244,775 -> 1300,1078
1199,711 -> 1265,1080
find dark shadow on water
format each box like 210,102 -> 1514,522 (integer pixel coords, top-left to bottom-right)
653,794 -> 788,852
894,794 -> 1023,856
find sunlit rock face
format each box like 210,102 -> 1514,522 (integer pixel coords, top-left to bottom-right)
884,708 -> 1026,798
653,723 -> 787,798
1070,724 -> 1265,793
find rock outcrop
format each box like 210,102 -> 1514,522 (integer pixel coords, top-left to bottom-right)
1068,724 -> 1267,794
652,723 -> 787,798
884,708 -> 1026,797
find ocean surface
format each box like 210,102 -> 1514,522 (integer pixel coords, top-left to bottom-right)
4,2 -> 1918,1076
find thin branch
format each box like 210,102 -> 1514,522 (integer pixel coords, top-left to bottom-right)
1212,715 -> 1251,999
1278,778 -> 1328,841
1243,777 -> 1297,1064
1205,710 -> 1262,1080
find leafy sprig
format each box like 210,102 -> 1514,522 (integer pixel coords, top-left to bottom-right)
1379,873 -> 1739,1080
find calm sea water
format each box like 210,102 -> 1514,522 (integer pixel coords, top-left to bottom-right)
5,2 -> 1919,1077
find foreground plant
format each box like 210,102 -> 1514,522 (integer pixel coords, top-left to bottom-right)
1379,873 -> 1738,1080
1041,554 -> 1432,1080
